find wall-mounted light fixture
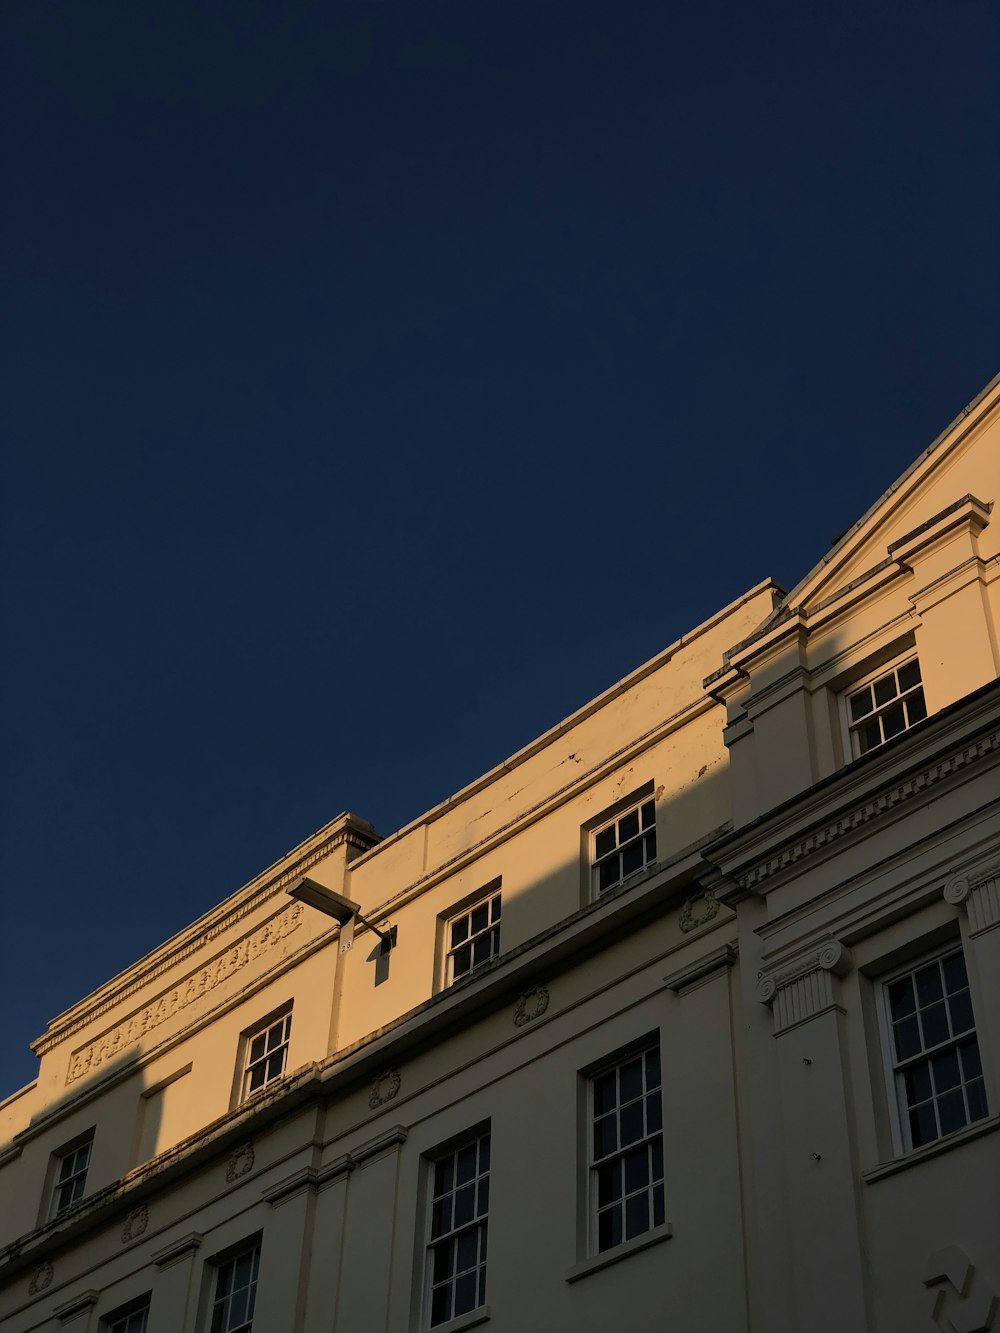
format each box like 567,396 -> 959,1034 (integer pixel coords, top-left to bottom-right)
286,876 -> 395,955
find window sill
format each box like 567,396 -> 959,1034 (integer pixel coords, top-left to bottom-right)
564,1222 -> 673,1283
427,1306 -> 490,1333
862,1114 -> 1000,1183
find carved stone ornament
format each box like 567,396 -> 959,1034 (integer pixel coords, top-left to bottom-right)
66,903 -> 305,1085
923,1244 -> 998,1331
513,983 -> 549,1027
756,939 -> 853,1036
29,1261 -> 53,1295
225,1143 -> 255,1183
121,1204 -> 148,1243
679,890 -> 720,933
945,864 -> 1000,938
369,1069 -> 401,1108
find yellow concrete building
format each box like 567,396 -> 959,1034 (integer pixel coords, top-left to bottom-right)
1,374 -> 999,1333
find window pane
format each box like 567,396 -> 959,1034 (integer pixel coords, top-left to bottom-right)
456,1229 -> 478,1273
598,1204 -> 622,1253
491,896 -> 501,921
967,1078 -> 988,1122
625,1192 -> 649,1240
595,827 -> 616,858
873,674 -> 897,707
471,904 -> 489,935
597,1161 -> 621,1206
849,687 -> 873,721
959,1040 -> 982,1081
906,690 -> 927,724
594,1114 -> 618,1159
931,1049 -> 961,1092
476,1176 -> 489,1216
456,1144 -> 478,1184
881,702 -> 906,739
892,1016 -> 921,1062
454,1271 -> 477,1316
621,841 -> 644,878
433,1242 -> 452,1284
619,810 -> 640,842
903,1063 -> 932,1105
646,1089 -> 662,1134
652,1182 -> 665,1228
910,1102 -> 938,1148
450,917 -> 469,947
452,944 -> 471,978
599,859 -> 620,893
915,964 -> 943,1006
431,1198 -> 451,1239
942,952 -> 968,993
897,659 -> 921,691
651,1137 -> 664,1182
472,935 -> 492,967
593,1071 -> 617,1115
619,1058 -> 643,1104
645,1048 -> 661,1090
623,1146 -> 649,1194
947,990 -> 974,1036
859,720 -> 882,753
920,1003 -> 949,1049
887,976 -> 915,1020
478,1136 -> 490,1173
644,832 -> 656,863
434,1156 -> 454,1196
937,1089 -> 967,1136
640,800 -> 655,829
453,1183 -> 476,1228
431,1283 -> 451,1326
619,1101 -> 644,1147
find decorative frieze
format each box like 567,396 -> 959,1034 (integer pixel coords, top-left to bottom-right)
369,1069 -> 401,1108
66,904 -> 304,1084
734,731 -> 999,895
757,940 -> 852,1036
513,983 -> 549,1027
944,864 -> 1000,937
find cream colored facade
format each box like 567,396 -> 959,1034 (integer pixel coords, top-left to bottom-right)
1,375 -> 999,1333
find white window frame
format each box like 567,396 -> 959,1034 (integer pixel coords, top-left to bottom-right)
50,1129 -> 94,1218
209,1241 -> 261,1333
590,796 -> 657,899
588,1044 -> 664,1255
424,1130 -> 490,1328
841,654 -> 927,759
876,944 -> 989,1155
238,1006 -> 292,1103
443,889 -> 502,986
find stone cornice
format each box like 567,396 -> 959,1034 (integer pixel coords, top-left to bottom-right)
32,813 -> 379,1055
708,683 -> 1000,905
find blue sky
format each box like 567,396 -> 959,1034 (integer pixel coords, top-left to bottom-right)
1,0 -> 998,1095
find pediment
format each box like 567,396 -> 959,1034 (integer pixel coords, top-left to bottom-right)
775,373 -> 1000,619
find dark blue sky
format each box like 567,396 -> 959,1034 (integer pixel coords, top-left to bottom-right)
2,0 -> 997,1095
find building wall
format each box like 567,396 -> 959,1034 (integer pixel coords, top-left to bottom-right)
1,374 -> 998,1333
